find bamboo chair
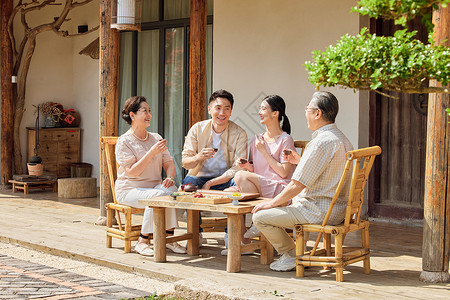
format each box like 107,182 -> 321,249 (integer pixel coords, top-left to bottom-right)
101,136 -> 147,253
293,140 -> 309,156
295,146 -> 381,282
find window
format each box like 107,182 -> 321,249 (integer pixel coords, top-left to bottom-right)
118,0 -> 213,184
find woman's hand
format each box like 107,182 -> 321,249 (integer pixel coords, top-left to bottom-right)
162,176 -> 175,188
149,139 -> 168,156
282,148 -> 301,165
196,148 -> 215,162
255,135 -> 268,155
236,158 -> 251,171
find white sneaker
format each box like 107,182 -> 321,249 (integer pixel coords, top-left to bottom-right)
220,242 -> 253,256
166,242 -> 187,254
243,224 -> 261,239
269,252 -> 296,272
134,242 -> 154,256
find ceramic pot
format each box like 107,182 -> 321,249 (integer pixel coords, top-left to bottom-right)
27,163 -> 43,177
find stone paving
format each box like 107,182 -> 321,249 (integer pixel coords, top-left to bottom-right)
0,254 -> 149,299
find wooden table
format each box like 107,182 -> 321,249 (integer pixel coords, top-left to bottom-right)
139,196 -> 274,272
9,179 -> 57,194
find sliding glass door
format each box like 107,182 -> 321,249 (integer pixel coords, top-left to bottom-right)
118,0 -> 213,184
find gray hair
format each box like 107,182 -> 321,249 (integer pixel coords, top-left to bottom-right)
310,91 -> 339,123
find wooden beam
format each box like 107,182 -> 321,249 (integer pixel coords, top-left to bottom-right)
1,0 -> 14,185
189,0 -> 207,127
99,0 -> 120,218
421,4 -> 450,283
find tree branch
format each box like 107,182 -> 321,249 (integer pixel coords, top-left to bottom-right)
53,25 -> 99,38
22,0 -> 59,14
72,0 -> 95,8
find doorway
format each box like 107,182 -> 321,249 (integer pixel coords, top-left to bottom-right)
368,17 -> 428,220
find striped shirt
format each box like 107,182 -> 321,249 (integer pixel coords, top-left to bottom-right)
291,123 -> 353,225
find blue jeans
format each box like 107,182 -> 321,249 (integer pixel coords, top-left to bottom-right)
182,175 -> 236,232
182,175 -> 236,190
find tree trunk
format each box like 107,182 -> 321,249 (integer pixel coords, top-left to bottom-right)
99,0 -> 120,219
13,36 -> 37,175
1,0 -> 14,184
421,4 -> 450,283
189,0 -> 207,127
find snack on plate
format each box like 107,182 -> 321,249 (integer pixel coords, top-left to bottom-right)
193,192 -> 204,198
232,192 -> 242,197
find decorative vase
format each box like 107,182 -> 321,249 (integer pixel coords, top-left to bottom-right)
27,163 -> 43,177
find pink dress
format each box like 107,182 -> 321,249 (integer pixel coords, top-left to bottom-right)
249,132 -> 296,198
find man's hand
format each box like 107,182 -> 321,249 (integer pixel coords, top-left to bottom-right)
196,148 -> 215,161
202,180 -> 213,190
251,199 -> 275,214
283,149 -> 301,165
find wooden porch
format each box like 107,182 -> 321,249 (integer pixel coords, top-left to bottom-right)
0,190 -> 448,299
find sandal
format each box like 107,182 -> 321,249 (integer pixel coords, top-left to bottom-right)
135,242 -> 154,256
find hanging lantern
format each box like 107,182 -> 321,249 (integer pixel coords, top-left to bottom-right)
111,0 -> 142,31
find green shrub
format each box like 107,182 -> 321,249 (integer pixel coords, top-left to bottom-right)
305,28 -> 450,94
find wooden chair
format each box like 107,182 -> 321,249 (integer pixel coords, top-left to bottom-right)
294,140 -> 309,156
295,146 -> 382,282
101,136 -> 147,253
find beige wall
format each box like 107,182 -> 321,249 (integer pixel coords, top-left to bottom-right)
213,0 -> 360,146
15,0 -> 362,186
16,0 -> 100,181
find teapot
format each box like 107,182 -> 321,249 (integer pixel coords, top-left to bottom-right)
181,183 -> 198,193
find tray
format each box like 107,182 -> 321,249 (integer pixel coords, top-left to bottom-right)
174,190 -> 260,204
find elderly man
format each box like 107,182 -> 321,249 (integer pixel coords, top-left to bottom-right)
252,91 -> 353,272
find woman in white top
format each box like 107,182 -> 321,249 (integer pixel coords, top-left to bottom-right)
115,96 -> 185,256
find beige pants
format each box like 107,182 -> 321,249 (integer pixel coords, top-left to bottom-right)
252,206 -> 307,255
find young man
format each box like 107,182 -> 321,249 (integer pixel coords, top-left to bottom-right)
251,91 -> 354,272
182,89 -> 248,190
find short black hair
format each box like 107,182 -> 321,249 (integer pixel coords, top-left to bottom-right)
209,89 -> 234,107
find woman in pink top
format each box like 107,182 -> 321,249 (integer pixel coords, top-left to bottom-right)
115,96 -> 186,257
234,95 -> 296,241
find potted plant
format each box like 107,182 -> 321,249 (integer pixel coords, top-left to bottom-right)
40,102 -> 63,127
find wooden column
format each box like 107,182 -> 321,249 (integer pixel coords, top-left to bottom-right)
1,1 -> 14,185
189,0 -> 207,127
421,4 -> 450,283
99,0 -> 120,219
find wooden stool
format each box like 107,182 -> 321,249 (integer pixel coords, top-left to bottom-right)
58,177 -> 97,198
9,179 -> 57,194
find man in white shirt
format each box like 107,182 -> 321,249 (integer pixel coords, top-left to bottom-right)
182,89 -> 247,190
252,91 -> 353,272
182,90 -> 248,240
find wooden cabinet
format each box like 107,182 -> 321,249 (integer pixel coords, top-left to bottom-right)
27,127 -> 81,178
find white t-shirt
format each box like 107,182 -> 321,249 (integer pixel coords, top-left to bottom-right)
197,131 -> 227,177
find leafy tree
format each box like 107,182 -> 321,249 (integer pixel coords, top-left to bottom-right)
305,0 -> 450,97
